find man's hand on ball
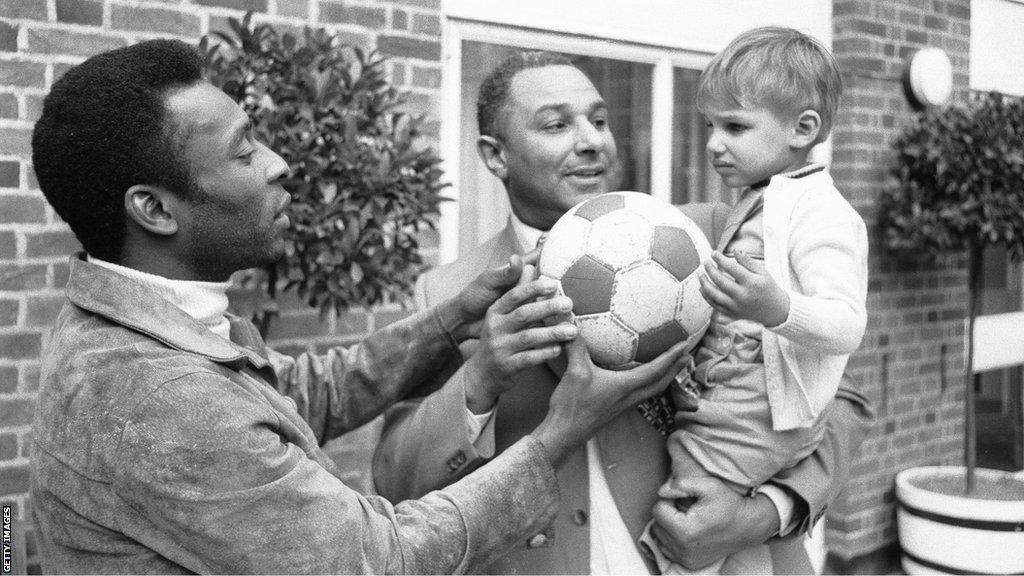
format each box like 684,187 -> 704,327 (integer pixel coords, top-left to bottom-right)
533,337 -> 691,466
446,251 -> 544,343
463,264 -> 578,413
698,251 -> 790,327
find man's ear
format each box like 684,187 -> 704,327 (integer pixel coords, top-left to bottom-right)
124,185 -> 178,236
790,109 -> 822,149
477,135 -> 508,180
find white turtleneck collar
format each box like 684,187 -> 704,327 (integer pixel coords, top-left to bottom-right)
86,256 -> 233,340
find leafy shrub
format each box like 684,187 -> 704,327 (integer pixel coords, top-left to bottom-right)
200,14 -> 447,330
878,91 -> 1024,261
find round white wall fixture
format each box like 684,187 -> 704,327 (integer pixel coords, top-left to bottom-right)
906,47 -> 953,108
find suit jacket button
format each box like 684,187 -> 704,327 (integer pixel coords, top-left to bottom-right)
527,534 -> 547,548
571,509 -> 588,526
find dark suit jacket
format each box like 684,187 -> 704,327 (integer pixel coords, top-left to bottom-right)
374,202 -> 873,574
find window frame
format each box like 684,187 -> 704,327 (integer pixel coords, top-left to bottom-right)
439,18 -> 712,263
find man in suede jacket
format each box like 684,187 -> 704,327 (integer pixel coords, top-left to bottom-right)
29,39 -> 688,574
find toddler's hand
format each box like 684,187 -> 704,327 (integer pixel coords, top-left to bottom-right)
698,251 -> 789,327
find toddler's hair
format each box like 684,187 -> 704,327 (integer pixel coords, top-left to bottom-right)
698,26 -> 842,143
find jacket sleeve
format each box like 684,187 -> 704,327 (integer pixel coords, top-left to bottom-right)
114,371 -> 559,575
373,274 -> 491,501
374,364 -> 494,499
267,304 -> 463,445
768,375 -> 875,535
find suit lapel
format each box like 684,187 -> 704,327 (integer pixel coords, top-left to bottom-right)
486,219 -> 521,267
595,408 -> 670,572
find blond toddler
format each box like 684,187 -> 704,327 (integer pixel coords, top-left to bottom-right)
645,26 -> 869,575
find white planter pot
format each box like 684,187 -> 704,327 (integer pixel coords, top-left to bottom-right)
896,466 -> 1024,574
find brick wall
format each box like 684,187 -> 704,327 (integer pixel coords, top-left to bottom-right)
826,0 -> 971,571
1,0 -> 987,572
0,0 -> 441,571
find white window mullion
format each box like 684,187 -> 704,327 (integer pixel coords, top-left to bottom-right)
439,20 -> 463,265
650,58 -> 674,204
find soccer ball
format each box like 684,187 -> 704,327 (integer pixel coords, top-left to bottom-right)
538,191 -> 713,369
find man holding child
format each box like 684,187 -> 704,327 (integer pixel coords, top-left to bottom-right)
375,29 -> 871,575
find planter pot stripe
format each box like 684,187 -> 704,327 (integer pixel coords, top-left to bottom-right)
899,500 -> 1024,531
896,466 -> 1024,575
900,547 -> 1024,575
897,509 -> 1024,574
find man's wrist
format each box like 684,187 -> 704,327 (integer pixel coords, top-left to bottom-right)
465,406 -> 497,457
529,414 -> 575,469
461,356 -> 498,414
465,387 -> 497,414
436,299 -> 473,343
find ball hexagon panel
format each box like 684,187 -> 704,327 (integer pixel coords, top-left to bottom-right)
538,214 -> 592,279
576,312 -> 637,368
611,261 -> 680,332
575,193 -> 626,221
636,321 -> 689,363
561,255 -> 615,315
675,275 -> 713,338
678,215 -> 713,255
585,210 -> 654,269
652,225 -> 700,281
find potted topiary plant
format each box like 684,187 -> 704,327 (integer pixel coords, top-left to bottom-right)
878,90 -> 1024,575
199,14 -> 447,334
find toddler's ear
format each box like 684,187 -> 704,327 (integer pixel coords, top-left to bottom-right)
791,109 -> 821,149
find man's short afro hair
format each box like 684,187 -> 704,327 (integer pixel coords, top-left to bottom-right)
476,50 -> 574,140
32,39 -> 205,262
